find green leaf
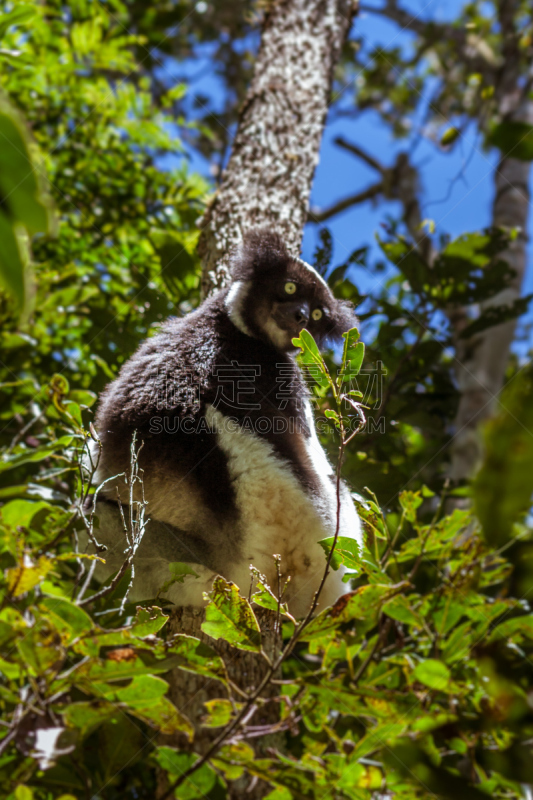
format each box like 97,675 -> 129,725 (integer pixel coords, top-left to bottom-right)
68,389 -> 97,408
0,211 -> 25,309
396,509 -> 470,562
318,535 -> 361,572
347,721 -> 407,762
116,678 -> 193,737
383,596 -> 423,628
474,367 -> 533,545
130,606 -> 168,637
340,327 -> 364,383
0,99 -> 51,233
251,577 -> 294,621
0,436 -> 73,473
165,634 -> 227,683
201,576 -> 262,652
488,121 -> 533,161
0,98 -> 53,309
154,747 -> 222,799
158,561 -> 200,596
324,409 -> 340,423
211,743 -> 254,783
487,614 -> 533,645
6,555 -> 54,596
246,758 -> 317,797
105,674 -> 168,704
202,698 -> 234,728
292,329 -> 331,390
0,5 -> 36,38
39,596 -> 93,642
379,235 -> 430,294
151,229 -> 199,294
441,126 -> 460,146
399,490 -> 423,523
63,701 -> 118,738
0,499 -> 53,529
412,659 -> 451,691
69,653 -> 188,686
263,787 -> 292,800
16,625 -> 63,672
459,294 -> 533,338
12,786 -> 33,800
299,584 -> 391,641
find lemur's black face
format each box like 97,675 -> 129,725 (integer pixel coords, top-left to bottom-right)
226,229 -> 355,352
249,271 -> 339,351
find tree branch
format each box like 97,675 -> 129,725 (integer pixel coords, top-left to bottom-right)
359,1 -> 466,45
309,181 -> 383,222
334,136 -> 384,173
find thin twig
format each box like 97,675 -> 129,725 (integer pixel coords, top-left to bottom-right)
9,411 -> 45,450
76,433 -> 147,608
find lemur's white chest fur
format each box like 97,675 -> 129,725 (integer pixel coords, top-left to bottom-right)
88,402 -> 362,616
206,404 -> 362,617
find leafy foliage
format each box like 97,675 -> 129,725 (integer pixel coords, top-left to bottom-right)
0,98 -> 53,313
474,366 -> 533,546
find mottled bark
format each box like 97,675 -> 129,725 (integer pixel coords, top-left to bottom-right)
449,1 -> 532,483
449,133 -> 531,481
198,0 -> 356,294
158,608 -> 282,800
161,3 -> 356,796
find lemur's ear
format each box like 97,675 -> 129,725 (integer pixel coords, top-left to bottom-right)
230,229 -> 291,281
325,299 -> 358,344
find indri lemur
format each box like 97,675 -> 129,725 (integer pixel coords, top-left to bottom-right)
90,229 -> 362,617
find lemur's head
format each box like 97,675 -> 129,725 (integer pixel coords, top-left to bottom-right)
225,229 -> 355,352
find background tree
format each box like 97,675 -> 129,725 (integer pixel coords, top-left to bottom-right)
310,0 -> 533,491
161,3 -> 357,796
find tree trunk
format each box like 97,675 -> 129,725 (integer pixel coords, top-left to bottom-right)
158,608 -> 282,800
449,100 -> 532,482
161,3 -> 356,797
198,0 -> 356,294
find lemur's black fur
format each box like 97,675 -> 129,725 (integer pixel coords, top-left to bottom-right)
90,229 -> 360,611
95,230 -> 354,517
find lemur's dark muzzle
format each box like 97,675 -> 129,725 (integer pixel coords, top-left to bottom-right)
273,300 -> 310,331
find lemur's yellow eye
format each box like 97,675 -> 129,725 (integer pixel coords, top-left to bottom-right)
284,281 -> 297,295
311,308 -> 323,321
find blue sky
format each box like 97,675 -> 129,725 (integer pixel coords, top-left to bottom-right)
306,1 -> 533,304
164,0 -> 533,346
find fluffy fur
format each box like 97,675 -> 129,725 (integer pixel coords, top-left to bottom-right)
89,229 -> 362,615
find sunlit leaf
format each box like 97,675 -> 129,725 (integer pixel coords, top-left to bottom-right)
39,597 -> 93,642
292,329 -> 331,390
398,490 -> 422,522
318,535 -> 361,572
202,698 -> 235,728
6,555 -> 53,596
412,659 -> 451,691
130,606 -> 168,637
0,436 -> 74,473
201,576 -> 261,652
299,584 -> 391,641
441,126 -> 460,146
